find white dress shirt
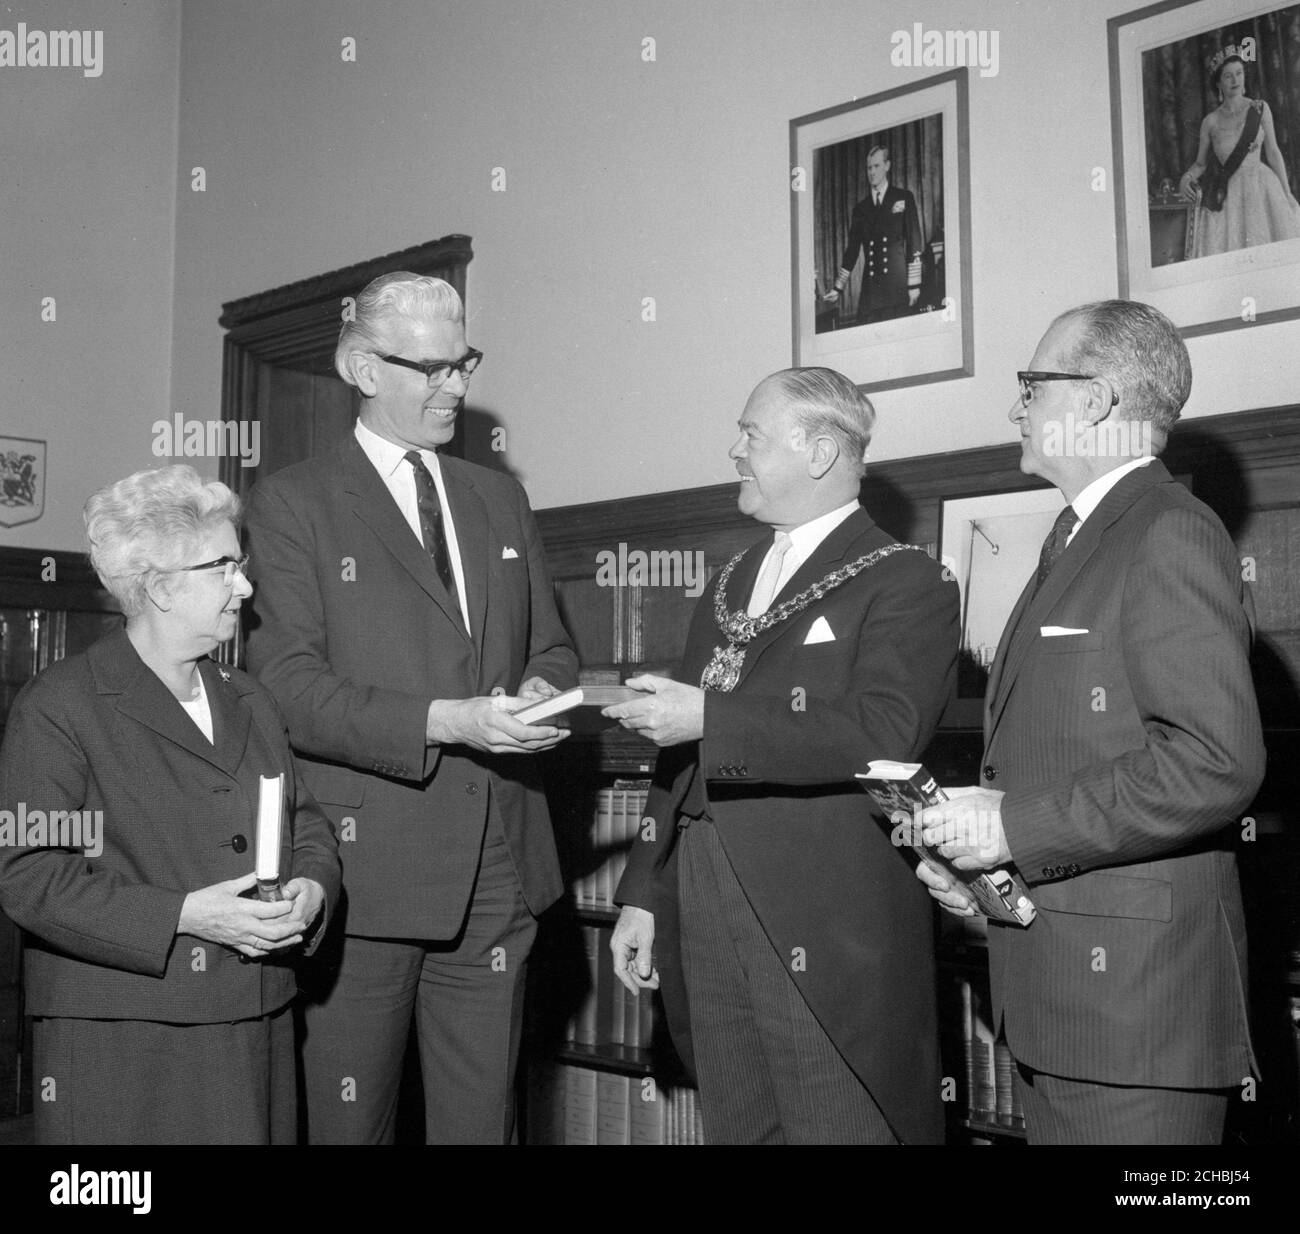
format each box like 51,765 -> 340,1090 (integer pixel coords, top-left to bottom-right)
178,673 -> 214,744
354,419 -> 471,629
1065,456 -> 1156,546
748,500 -> 861,609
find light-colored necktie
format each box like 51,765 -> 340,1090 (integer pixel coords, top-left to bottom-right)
748,532 -> 793,617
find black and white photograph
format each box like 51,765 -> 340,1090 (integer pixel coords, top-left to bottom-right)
1111,0 -> 1300,334
813,115 -> 945,331
2,0 -> 1299,1206
790,67 -> 973,392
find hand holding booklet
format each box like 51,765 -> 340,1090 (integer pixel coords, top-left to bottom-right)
856,761 -> 1036,927
511,685 -> 642,725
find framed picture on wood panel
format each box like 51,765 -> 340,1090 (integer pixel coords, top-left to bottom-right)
789,67 -> 973,393
1108,0 -> 1300,337
937,485 -> 1066,728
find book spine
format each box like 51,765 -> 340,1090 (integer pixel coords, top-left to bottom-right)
994,1038 -> 1014,1125
622,981 -> 641,1050
597,790 -> 614,907
905,764 -> 946,805
574,926 -> 599,1045
596,1072 -> 631,1145
563,1064 -> 598,1145
629,1077 -> 665,1145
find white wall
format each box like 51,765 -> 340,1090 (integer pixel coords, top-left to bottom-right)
1,1 -> 180,551
8,1 -> 1296,552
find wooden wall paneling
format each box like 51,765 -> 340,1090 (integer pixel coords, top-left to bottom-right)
535,403 -> 1300,1143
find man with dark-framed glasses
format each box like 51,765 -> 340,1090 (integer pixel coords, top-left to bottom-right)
243,272 -> 576,1143
915,299 -> 1264,1144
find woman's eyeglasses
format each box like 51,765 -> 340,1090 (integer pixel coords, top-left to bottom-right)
165,554 -> 250,586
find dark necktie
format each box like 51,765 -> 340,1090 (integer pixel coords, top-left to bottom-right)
404,451 -> 462,619
1034,504 -> 1078,594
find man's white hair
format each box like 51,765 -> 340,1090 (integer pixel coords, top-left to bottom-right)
334,272 -> 464,385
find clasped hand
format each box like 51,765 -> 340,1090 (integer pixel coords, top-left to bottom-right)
177,872 -> 325,959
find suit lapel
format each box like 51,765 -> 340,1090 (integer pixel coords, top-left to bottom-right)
91,630 -> 243,777
338,436 -> 471,644
985,460 -> 1171,744
199,659 -> 252,776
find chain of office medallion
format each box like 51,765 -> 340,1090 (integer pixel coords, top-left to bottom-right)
711,541 -> 929,645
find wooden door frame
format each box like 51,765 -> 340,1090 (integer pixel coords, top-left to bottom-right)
216,234 -> 474,504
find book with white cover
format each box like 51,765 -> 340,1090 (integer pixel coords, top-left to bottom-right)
512,685 -> 641,724
255,773 -> 285,902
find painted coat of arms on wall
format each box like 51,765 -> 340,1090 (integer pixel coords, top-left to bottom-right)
0,437 -> 46,528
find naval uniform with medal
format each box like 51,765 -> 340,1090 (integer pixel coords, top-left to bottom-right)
614,500 -> 959,1144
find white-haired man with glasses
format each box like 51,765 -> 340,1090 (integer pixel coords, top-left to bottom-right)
244,272 -> 576,1144
915,300 -> 1265,1144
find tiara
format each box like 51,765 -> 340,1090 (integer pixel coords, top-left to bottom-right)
1208,43 -> 1243,76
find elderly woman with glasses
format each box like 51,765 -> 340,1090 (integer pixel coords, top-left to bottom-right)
0,465 -> 339,1144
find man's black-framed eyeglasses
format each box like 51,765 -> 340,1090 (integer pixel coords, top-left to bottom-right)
165,554 -> 250,586
1017,371 -> 1118,407
380,348 -> 484,387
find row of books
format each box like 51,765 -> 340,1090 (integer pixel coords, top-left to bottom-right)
574,783 -> 650,908
528,1063 -> 704,1145
567,924 -> 656,1049
960,975 -> 1025,1130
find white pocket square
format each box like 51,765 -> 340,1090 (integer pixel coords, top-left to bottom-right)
1040,626 -> 1089,637
803,616 -> 836,645
501,546 -> 519,559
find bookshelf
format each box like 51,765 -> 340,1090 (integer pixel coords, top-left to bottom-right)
530,405 -> 1300,1146
524,726 -> 710,1144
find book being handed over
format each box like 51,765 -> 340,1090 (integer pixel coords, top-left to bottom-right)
856,761 -> 1036,927
511,685 -> 642,725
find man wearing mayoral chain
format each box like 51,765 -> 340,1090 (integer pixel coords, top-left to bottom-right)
604,367 -> 959,1143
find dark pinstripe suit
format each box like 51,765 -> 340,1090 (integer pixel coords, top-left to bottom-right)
982,459 -> 1265,1140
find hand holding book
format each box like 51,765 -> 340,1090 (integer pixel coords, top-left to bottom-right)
856,762 -> 1035,927
919,786 -> 1013,869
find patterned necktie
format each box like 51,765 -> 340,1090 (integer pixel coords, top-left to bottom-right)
1034,504 -> 1078,594
404,451 -> 462,619
748,532 -> 793,617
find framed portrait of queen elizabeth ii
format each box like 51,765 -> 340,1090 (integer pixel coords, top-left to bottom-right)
1109,0 -> 1300,337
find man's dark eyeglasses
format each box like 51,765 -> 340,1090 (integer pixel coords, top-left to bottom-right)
1017,371 -> 1118,407
379,349 -> 484,387
164,554 -> 250,586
